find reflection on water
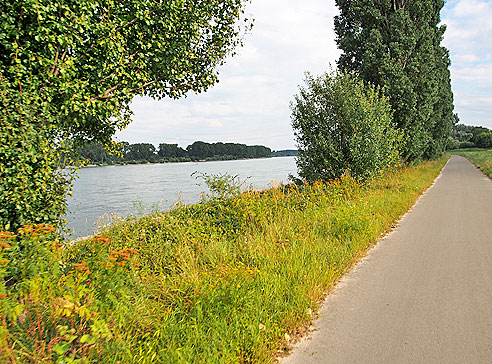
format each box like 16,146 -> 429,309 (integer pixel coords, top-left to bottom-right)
65,157 -> 297,238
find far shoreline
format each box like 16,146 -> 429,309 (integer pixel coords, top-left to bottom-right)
68,154 -> 297,169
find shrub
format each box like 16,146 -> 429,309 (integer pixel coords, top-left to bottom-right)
446,137 -> 460,150
476,131 -> 492,148
290,71 -> 402,182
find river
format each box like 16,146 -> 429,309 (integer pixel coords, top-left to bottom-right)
65,156 -> 298,238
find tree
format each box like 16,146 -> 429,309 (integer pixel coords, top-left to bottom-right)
476,131 -> 492,148
0,0 -> 251,230
125,143 -> 156,162
158,143 -> 187,159
291,71 -> 401,182
334,0 -> 454,161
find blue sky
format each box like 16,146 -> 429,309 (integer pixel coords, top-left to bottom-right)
116,0 -> 492,150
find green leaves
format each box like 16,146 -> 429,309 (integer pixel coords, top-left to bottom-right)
334,0 -> 454,162
0,0 -> 251,231
291,71 -> 401,182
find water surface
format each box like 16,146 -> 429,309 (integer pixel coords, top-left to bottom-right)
65,157 -> 297,237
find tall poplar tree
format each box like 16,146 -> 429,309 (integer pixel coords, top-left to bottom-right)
334,0 -> 454,161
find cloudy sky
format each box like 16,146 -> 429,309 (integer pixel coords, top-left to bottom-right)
116,0 -> 492,150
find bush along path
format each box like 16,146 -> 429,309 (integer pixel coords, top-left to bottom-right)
0,158 -> 447,363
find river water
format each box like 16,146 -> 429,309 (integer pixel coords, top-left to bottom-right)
65,156 -> 298,238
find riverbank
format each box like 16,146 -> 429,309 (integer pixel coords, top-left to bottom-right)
74,154 -> 294,168
1,157 -> 447,363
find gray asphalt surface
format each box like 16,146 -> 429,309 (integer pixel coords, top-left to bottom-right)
281,155 -> 492,364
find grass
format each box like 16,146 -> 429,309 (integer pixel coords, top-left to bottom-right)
0,157 -> 447,363
450,148 -> 492,178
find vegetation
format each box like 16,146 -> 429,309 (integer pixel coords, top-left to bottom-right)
271,150 -> 298,157
76,141 -> 273,165
450,149 -> 492,178
448,120 -> 492,149
291,71 -> 401,182
334,0 -> 454,161
0,158 -> 447,363
0,0 -> 251,231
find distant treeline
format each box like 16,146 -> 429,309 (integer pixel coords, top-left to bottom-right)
448,123 -> 492,149
271,149 -> 298,157
75,141 -> 295,164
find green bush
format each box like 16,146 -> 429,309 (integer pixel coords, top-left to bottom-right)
476,131 -> 492,148
446,137 -> 460,150
291,71 -> 402,182
0,95 -> 74,231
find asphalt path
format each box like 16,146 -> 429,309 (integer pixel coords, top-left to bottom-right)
281,155 -> 492,364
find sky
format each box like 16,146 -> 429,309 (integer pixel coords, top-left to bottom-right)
116,0 -> 492,150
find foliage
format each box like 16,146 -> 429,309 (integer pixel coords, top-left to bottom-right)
0,87 -> 75,231
186,141 -> 272,160
334,0 -> 454,161
448,123 -> 492,149
0,225 -> 139,363
1,0 -> 252,145
0,158 -> 447,363
291,71 -> 401,182
1,0 -> 251,229
158,143 -> 188,159
271,150 -> 298,157
76,140 -> 273,164
476,132 -> 492,149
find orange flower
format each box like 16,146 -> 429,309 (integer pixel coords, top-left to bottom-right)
17,225 -> 34,234
0,242 -> 11,249
0,259 -> 10,264
0,231 -> 16,239
73,261 -> 90,272
90,235 -> 110,244
0,293 -> 7,299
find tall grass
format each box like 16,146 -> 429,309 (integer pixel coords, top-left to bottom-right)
450,149 -> 492,178
0,158 -> 447,363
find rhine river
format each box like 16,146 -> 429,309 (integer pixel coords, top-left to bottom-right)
65,156 -> 297,238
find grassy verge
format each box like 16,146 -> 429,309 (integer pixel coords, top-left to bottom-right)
450,148 -> 492,178
0,157 -> 447,363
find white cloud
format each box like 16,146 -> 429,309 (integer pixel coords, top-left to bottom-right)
441,0 -> 492,127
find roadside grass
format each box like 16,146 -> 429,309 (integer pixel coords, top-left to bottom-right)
0,157 -> 447,363
450,148 -> 492,178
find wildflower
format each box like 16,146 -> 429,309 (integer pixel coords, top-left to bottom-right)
0,259 -> 10,264
73,261 -> 90,273
0,293 -> 7,299
90,234 -> 110,244
0,242 -> 11,249
17,225 -> 34,234
0,231 -> 16,240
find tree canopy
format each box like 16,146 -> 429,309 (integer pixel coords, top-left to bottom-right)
334,0 -> 454,161
0,0 -> 251,230
1,0 -> 251,145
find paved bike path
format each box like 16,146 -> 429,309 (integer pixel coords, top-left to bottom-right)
281,155 -> 492,363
